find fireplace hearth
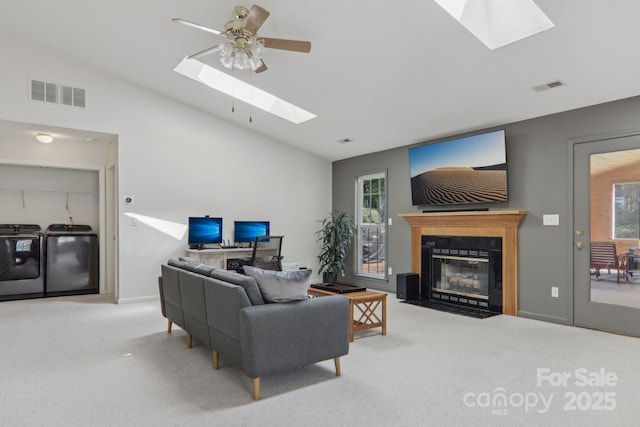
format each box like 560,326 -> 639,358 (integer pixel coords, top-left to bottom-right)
405,299 -> 500,319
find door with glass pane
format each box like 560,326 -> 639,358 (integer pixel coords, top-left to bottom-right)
573,133 -> 640,336
356,172 -> 386,278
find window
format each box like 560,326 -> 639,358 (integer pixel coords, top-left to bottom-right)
613,182 -> 640,239
356,172 -> 386,278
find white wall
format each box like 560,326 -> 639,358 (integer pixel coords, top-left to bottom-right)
0,33 -> 332,302
0,164 -> 99,231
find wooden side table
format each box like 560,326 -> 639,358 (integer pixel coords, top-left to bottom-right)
308,287 -> 387,342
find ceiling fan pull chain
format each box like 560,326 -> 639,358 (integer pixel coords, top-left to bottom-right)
231,68 -> 236,113
249,73 -> 253,122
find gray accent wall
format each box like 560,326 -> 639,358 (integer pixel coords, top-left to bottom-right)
333,94 -> 640,325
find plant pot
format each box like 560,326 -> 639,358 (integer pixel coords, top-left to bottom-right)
323,272 -> 337,284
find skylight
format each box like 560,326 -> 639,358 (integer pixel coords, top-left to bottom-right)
433,0 -> 554,50
174,57 -> 316,124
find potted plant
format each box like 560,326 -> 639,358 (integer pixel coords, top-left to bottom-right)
316,210 -> 356,283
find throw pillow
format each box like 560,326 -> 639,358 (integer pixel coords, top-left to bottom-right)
243,266 -> 312,303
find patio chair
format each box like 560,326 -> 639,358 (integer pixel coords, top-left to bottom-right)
590,241 -> 628,283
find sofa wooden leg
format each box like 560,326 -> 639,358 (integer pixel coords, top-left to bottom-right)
252,378 -> 260,400
213,351 -> 220,369
334,357 -> 341,377
186,333 -> 192,349
167,319 -> 172,333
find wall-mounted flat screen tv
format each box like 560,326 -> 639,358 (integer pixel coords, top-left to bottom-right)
408,129 -> 508,206
234,221 -> 270,243
188,216 -> 223,248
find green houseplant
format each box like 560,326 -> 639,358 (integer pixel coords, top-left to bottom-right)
316,210 -> 356,283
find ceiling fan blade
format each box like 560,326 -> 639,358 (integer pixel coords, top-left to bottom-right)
254,61 -> 268,73
187,45 -> 221,60
261,38 -> 311,53
243,5 -> 270,34
172,18 -> 223,36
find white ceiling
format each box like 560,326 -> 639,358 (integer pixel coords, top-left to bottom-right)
2,0 -> 640,161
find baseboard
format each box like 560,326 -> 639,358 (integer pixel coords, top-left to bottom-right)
116,295 -> 158,304
518,310 -> 571,325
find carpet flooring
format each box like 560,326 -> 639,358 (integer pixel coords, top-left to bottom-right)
1,293 -> 640,426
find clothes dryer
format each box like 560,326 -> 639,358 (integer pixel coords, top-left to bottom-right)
45,224 -> 99,296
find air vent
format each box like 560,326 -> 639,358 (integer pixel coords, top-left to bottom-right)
61,85 -> 73,106
532,80 -> 565,92
30,80 -> 86,108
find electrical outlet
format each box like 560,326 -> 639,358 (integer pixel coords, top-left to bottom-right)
131,217 -> 139,226
388,267 -> 393,275
551,287 -> 559,298
388,217 -> 393,226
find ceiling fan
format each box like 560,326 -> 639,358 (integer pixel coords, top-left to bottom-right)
173,4 -> 311,73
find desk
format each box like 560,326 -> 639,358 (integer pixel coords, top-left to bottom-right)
308,286 -> 387,342
185,248 -> 253,270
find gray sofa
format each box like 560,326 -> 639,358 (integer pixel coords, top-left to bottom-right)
158,259 -> 350,400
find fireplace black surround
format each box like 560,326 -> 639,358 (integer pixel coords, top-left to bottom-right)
419,235 -> 503,314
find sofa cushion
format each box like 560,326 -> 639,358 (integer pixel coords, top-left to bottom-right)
209,268 -> 265,305
243,266 -> 312,303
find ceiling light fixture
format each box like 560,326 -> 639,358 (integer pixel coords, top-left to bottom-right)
174,57 -> 316,124
36,132 -> 54,143
434,0 -> 554,50
217,6 -> 265,71
219,37 -> 264,71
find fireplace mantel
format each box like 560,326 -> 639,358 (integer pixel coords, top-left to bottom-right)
399,210 -> 527,316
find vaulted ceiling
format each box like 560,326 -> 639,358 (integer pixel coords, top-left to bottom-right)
2,1 -> 640,161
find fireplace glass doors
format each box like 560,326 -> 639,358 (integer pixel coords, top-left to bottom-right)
433,255 -> 489,300
421,235 -> 503,313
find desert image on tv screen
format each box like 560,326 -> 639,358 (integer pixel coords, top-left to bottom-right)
409,130 -> 507,206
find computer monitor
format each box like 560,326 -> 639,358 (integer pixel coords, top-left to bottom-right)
234,221 -> 270,244
188,216 -> 223,249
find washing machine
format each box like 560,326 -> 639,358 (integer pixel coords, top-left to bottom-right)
0,224 -> 45,300
45,224 -> 99,296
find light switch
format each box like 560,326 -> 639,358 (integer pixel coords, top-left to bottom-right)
543,214 -> 560,226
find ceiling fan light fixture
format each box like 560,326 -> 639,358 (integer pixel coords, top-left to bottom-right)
219,37 -> 264,71
220,41 -> 234,56
221,55 -> 235,68
250,40 -> 264,57
174,5 -> 311,74
249,56 -> 263,71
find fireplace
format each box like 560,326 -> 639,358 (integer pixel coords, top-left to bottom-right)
399,210 -> 527,316
421,235 -> 502,313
